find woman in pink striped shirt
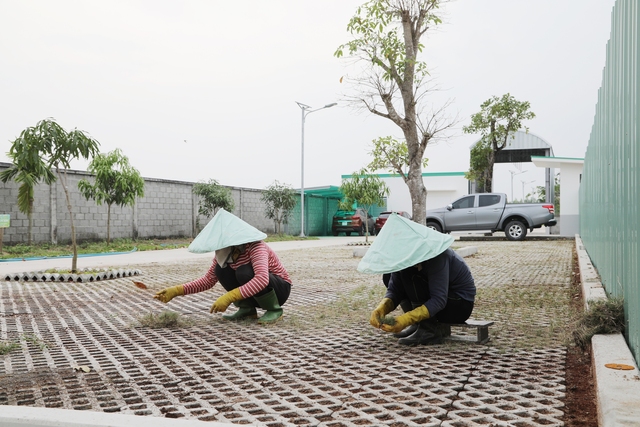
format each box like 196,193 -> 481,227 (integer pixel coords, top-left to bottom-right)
154,209 -> 292,324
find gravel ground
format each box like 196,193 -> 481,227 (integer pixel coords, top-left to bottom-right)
0,240 -> 577,426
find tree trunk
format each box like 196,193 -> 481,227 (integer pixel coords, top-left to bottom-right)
27,199 -> 33,245
404,126 -> 428,224
485,149 -> 497,193
407,167 -> 427,225
107,204 -> 112,245
57,168 -> 78,272
364,220 -> 369,243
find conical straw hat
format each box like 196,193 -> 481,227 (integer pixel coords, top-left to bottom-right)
357,213 -> 454,274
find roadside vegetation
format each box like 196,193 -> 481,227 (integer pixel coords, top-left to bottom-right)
1,234 -> 319,260
573,296 -> 625,349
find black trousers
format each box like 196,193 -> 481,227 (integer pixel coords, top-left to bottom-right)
215,263 -> 291,306
381,273 -> 473,324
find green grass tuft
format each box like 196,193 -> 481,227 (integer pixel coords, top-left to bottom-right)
573,297 -> 625,349
1,236 -> 316,259
0,341 -> 20,355
137,311 -> 191,328
379,315 -> 396,326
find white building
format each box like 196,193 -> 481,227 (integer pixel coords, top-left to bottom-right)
531,156 -> 584,236
377,172 -> 469,212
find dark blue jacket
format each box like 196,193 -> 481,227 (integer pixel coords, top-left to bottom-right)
384,248 -> 476,317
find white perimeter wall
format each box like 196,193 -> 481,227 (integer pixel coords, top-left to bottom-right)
380,173 -> 469,212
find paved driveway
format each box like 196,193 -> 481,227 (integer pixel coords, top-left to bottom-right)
0,240 -> 575,426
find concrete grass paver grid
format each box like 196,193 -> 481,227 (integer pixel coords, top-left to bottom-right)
1,241 -> 575,426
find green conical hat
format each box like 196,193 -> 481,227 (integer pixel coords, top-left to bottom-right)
357,213 -> 454,274
188,208 -> 267,253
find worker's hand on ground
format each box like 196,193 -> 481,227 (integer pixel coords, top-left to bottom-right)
210,288 -> 243,313
369,298 -> 395,328
153,285 -> 184,303
381,305 -> 430,333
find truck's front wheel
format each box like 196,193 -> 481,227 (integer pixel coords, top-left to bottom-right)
427,221 -> 443,233
505,220 -> 527,241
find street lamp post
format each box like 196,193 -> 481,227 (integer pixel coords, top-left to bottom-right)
521,179 -> 536,202
509,169 -> 527,202
296,101 -> 337,237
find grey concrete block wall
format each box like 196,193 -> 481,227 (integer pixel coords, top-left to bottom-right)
0,163 -> 288,245
0,171 -> 52,244
136,179 -> 194,239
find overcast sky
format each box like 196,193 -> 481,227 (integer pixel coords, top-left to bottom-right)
0,0 -> 616,205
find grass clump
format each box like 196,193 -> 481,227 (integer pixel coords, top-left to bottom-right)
573,297 -> 625,349
0,341 -> 20,355
379,315 -> 396,326
22,333 -> 48,350
137,311 -> 191,328
0,334 -> 49,354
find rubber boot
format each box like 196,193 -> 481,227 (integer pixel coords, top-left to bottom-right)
398,318 -> 443,346
253,290 -> 284,324
222,299 -> 257,321
393,300 -> 419,338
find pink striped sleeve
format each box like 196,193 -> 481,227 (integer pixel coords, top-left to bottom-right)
237,244 -> 269,298
182,258 -> 219,294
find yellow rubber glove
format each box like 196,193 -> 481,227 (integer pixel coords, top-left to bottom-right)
210,288 -> 243,313
381,304 -> 430,333
154,285 -> 184,303
369,298 -> 395,328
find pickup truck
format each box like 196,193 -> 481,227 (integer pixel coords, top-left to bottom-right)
426,193 -> 556,241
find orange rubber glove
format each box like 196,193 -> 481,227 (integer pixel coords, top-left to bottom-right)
381,305 -> 430,333
210,288 -> 243,313
154,285 -> 184,303
369,298 -> 395,328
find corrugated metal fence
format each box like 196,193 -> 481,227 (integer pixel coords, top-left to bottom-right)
580,0 -> 639,363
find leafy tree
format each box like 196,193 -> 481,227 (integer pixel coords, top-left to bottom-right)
192,179 -> 235,229
463,93 -> 536,192
261,181 -> 297,235
367,135 -> 429,178
335,0 -> 455,225
0,142 -> 56,244
465,143 -> 492,193
2,119 -> 99,272
78,149 -> 145,244
339,168 -> 390,243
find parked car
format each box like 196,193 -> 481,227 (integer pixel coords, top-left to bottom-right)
374,211 -> 412,234
426,193 -> 556,241
332,208 -> 375,236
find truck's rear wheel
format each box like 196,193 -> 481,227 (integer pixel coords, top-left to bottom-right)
505,220 -> 527,241
427,221 -> 443,233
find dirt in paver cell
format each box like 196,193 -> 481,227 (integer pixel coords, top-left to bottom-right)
0,241 -> 595,426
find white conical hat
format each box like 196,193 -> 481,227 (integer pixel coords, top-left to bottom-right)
188,209 -> 267,253
357,213 -> 454,274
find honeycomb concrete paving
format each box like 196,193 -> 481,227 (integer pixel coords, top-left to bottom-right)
1,241 -> 576,426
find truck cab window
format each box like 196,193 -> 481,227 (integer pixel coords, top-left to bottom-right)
479,195 -> 501,207
452,196 -> 474,209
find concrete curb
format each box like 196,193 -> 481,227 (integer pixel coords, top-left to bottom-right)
0,405 -> 245,427
575,234 -> 640,426
591,335 -> 640,426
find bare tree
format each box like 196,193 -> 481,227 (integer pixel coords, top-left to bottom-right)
336,0 -> 455,224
